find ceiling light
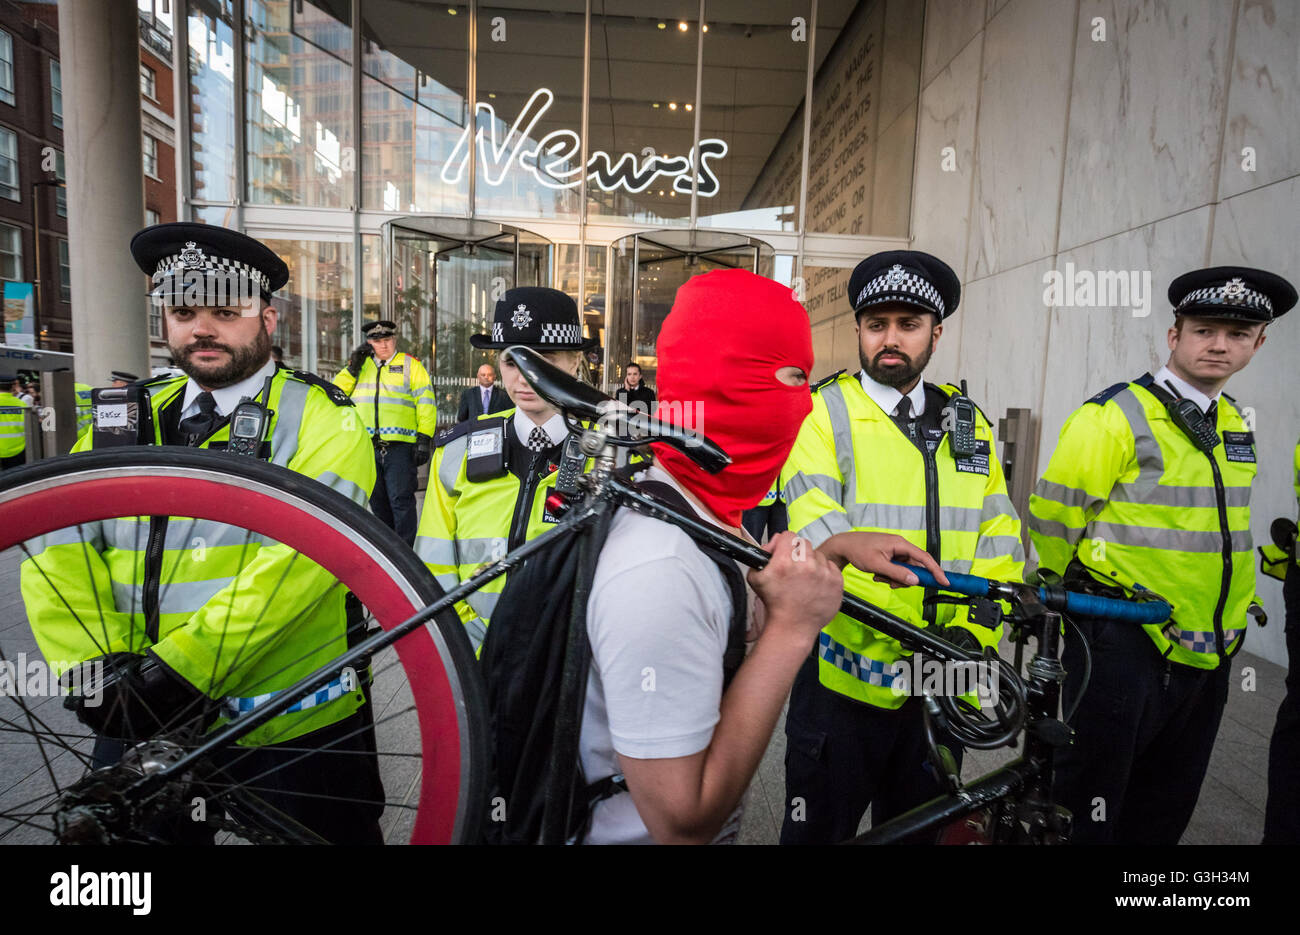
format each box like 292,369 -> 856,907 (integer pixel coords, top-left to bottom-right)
447,6 -> 457,14
684,103 -> 693,111
668,101 -> 677,110
652,102 -> 660,108
702,24 -> 708,32
488,92 -> 496,98
657,21 -> 666,29
677,21 -> 688,31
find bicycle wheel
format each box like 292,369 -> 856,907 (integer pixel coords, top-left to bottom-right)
0,447 -> 487,844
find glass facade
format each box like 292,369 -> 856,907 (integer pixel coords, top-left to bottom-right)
180,0 -> 920,376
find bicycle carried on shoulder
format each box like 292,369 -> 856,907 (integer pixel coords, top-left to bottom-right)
0,348 -> 1169,844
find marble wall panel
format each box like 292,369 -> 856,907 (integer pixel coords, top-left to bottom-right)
879,0 -> 927,129
871,103 -> 918,237
1058,0 -> 1233,251
921,0 -> 986,86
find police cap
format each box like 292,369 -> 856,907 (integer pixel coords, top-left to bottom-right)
109,370 -> 140,384
470,287 -> 596,350
1167,266 -> 1296,324
848,250 -> 960,321
131,222 -> 289,308
362,320 -> 398,339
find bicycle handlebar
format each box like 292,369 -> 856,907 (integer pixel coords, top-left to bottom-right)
896,564 -> 1171,624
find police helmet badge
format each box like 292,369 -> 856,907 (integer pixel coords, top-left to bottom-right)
884,264 -> 906,286
1222,278 -> 1246,302
511,304 -> 533,330
179,241 -> 205,269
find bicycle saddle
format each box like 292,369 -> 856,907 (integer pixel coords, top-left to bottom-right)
501,345 -> 732,475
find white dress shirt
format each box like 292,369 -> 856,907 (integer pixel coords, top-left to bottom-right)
1152,364 -> 1220,415
512,408 -> 566,447
178,358 -> 279,420
859,369 -> 927,418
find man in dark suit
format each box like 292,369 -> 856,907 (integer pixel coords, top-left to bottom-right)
457,363 -> 509,422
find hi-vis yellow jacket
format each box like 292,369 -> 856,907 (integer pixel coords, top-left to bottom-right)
0,390 -> 27,459
1029,375 -> 1261,670
1259,441 -> 1299,582
333,351 -> 436,442
20,369 -> 377,745
781,373 -> 1024,708
415,408 -> 570,652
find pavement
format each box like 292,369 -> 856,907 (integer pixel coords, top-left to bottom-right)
0,544 -> 1285,845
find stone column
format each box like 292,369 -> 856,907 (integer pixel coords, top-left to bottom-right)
57,0 -> 150,386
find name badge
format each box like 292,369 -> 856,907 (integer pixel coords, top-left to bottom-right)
95,404 -> 129,428
387,364 -> 404,375
1222,430 -> 1256,463
468,430 -> 502,457
953,439 -> 991,475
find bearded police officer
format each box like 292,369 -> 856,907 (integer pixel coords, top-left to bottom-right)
779,251 -> 1025,844
333,319 -> 437,544
20,222 -> 383,843
415,287 -> 595,651
1030,265 -> 1296,845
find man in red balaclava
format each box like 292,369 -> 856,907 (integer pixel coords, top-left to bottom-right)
577,269 -> 947,844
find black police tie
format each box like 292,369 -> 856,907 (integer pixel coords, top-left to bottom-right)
526,426 -> 551,452
1205,400 -> 1217,424
894,396 -> 916,439
179,392 -> 219,445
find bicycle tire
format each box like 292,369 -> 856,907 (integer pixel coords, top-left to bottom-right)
0,447 -> 488,844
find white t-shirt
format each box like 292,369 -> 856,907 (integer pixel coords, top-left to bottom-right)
580,465 -> 749,844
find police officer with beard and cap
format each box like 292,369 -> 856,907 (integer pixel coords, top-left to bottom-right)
779,250 -> 1025,844
20,222 -> 384,844
1031,265 -> 1296,845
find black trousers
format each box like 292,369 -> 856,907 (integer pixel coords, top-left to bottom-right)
1053,616 -> 1231,844
0,452 -> 24,471
1264,564 -> 1300,844
780,654 -> 963,844
91,706 -> 384,845
370,440 -> 417,545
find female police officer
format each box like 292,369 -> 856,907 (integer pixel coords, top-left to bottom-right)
414,287 -> 595,650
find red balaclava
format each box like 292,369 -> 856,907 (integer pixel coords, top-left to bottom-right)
652,269 -> 814,526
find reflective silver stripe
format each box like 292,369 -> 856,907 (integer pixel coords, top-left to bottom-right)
1110,482 -> 1251,509
351,394 -> 416,409
938,506 -> 982,534
24,526 -> 103,553
270,378 -> 311,468
1030,517 -> 1085,542
1033,478 -> 1094,510
415,536 -> 457,566
112,575 -> 237,615
846,502 -> 925,529
980,493 -> 1019,525
465,617 -> 487,653
819,380 -> 856,497
944,559 -> 973,575
1112,388 -> 1163,478
1087,522 -> 1252,554
438,435 -> 468,496
457,536 -> 504,566
975,534 -> 1026,561
784,471 -> 842,502
466,589 -> 498,619
796,512 -> 853,548
315,471 -> 369,506
433,570 -> 459,592
103,518 -> 274,552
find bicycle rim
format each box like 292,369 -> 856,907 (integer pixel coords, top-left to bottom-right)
0,448 -> 487,844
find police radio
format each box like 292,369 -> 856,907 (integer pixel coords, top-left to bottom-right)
226,377 -> 274,458
1160,381 -> 1221,453
947,380 -> 979,457
554,434 -> 585,497
91,385 -> 154,447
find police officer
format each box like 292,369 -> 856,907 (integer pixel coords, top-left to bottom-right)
334,319 -> 436,544
0,373 -> 29,469
20,222 -> 383,844
415,287 -> 595,650
1262,438 -> 1300,843
779,250 -> 1025,844
1030,265 -> 1296,845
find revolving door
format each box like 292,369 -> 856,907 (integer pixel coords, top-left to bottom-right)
603,230 -> 775,392
382,217 -> 552,427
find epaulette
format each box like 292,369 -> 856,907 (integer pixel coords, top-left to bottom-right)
288,369 -> 354,407
1085,381 -> 1132,406
1220,391 -> 1237,405
435,414 -> 508,448
811,369 -> 847,393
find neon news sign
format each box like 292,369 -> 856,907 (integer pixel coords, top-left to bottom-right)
441,88 -> 728,197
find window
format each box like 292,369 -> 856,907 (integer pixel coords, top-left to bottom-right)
142,134 -> 158,178
144,207 -> 160,227
50,61 -> 62,130
57,239 -> 70,303
0,31 -> 13,106
54,150 -> 66,218
0,127 -> 18,200
0,223 -> 21,281
140,64 -> 156,100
